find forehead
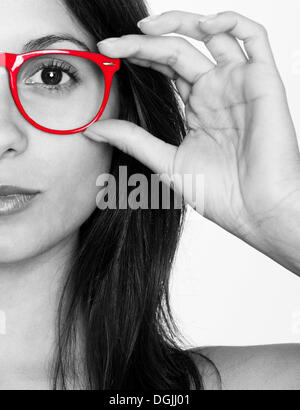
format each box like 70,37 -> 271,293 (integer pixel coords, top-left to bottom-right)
0,0 -> 97,53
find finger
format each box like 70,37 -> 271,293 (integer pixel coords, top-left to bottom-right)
98,34 -> 215,84
127,57 -> 192,103
138,10 -> 248,65
128,57 -> 179,79
197,11 -> 276,65
199,32 -> 248,64
82,119 -> 178,177
174,77 -> 192,104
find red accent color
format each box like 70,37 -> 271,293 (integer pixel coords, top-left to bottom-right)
0,49 -> 121,135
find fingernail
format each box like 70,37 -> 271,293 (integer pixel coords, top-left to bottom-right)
198,13 -> 218,23
97,38 -> 120,47
83,130 -> 108,143
137,14 -> 161,28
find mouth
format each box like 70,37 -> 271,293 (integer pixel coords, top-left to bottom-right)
0,185 -> 41,216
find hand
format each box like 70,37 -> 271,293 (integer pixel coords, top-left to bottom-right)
83,10 -> 300,271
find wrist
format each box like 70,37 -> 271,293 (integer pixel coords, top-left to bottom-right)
242,194 -> 300,275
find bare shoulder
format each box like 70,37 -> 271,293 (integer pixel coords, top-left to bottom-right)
187,344 -> 300,390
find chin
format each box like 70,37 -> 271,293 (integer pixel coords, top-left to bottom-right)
0,229 -> 40,264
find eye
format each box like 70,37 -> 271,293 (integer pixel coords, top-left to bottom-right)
26,66 -> 71,86
23,58 -> 80,91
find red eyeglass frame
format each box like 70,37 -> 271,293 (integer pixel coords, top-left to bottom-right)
0,49 -> 121,135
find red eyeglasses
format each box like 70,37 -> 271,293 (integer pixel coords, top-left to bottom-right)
0,49 -> 121,135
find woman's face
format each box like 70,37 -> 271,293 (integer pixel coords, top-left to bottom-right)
0,0 -> 119,263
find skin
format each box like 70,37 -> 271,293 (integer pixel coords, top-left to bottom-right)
0,0 -> 299,390
83,10 -> 300,390
0,0 -> 119,389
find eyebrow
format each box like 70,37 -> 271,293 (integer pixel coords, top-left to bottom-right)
22,34 -> 92,53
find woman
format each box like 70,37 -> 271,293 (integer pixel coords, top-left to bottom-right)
0,0 -> 299,390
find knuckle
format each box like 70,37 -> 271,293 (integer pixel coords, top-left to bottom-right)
160,10 -> 170,17
256,23 -> 268,36
174,36 -> 190,48
128,123 -> 139,137
122,34 -> 133,41
220,10 -> 268,37
166,37 -> 186,66
221,10 -> 236,18
202,34 -> 215,44
157,10 -> 182,22
163,10 -> 181,17
166,51 -> 179,67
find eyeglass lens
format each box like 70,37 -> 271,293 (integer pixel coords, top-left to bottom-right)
17,54 -> 105,131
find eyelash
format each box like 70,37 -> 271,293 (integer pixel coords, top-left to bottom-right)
27,59 -> 81,93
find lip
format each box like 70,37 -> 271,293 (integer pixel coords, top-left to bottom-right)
0,185 -> 40,196
0,186 -> 40,216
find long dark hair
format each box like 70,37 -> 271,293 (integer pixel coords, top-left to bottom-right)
52,0 -> 213,390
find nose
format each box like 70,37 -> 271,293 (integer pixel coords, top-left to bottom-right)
0,66 -> 28,159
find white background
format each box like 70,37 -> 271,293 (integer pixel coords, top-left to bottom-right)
145,0 -> 300,347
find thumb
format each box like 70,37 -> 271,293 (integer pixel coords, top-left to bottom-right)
83,119 -> 178,176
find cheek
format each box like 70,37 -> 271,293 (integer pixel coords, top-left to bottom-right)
59,137 -> 112,193
48,139 -> 112,220
0,138 -> 113,263
42,135 -> 114,227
